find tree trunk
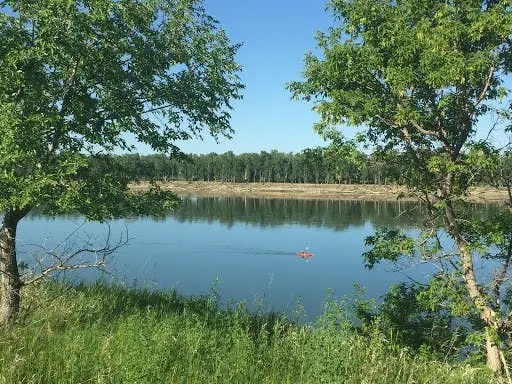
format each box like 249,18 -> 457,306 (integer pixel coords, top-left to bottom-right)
445,202 -> 504,373
485,335 -> 502,373
0,208 -> 29,326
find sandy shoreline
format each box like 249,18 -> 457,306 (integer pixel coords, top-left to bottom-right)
129,181 -> 509,203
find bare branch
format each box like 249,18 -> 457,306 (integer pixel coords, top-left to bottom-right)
142,103 -> 174,115
493,234 -> 512,302
20,223 -> 129,287
471,66 -> 495,118
481,113 -> 501,145
50,58 -> 82,152
410,120 -> 438,137
375,115 -> 399,129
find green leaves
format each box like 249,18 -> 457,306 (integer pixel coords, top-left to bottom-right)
363,229 -> 415,269
290,0 -> 512,158
40,155 -> 181,220
0,0 -> 243,219
294,1 -> 512,366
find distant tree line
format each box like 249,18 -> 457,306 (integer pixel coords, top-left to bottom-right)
91,147 -> 512,186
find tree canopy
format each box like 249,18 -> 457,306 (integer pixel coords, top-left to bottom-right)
290,0 -> 512,373
0,0 -> 243,218
0,0 -> 242,324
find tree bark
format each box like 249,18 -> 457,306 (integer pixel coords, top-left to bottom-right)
486,335 -> 502,373
0,208 -> 29,326
445,201 -> 504,373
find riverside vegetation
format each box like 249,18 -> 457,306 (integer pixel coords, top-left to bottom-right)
0,281 -> 500,384
2,0 -> 512,381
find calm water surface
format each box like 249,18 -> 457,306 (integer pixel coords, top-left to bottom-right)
19,197 -> 433,320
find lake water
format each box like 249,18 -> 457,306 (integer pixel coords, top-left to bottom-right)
19,197 -> 435,320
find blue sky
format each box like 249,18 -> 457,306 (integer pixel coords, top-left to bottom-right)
177,0 -> 333,155
172,1 -> 510,155
4,1 -> 509,155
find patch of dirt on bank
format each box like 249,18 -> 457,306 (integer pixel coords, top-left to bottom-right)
130,181 -> 508,203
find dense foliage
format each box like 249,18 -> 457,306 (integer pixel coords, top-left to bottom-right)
0,0 -> 242,324
90,149 -> 512,186
290,0 -> 512,373
100,148 -> 390,184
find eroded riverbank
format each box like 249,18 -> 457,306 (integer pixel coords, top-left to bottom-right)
130,181 -> 508,203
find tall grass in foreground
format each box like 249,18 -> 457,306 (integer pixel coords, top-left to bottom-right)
0,282 -> 501,383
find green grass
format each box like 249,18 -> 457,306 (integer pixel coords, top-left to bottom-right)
0,282 -> 501,383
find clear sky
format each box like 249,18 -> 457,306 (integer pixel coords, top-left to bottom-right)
176,0 -> 333,155
174,1 -> 510,155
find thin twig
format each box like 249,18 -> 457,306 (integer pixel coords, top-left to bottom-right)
471,66 -> 495,118
21,223 -> 129,286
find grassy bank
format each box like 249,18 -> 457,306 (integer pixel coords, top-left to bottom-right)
0,282 -> 500,383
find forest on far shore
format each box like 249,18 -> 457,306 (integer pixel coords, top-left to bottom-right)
91,147 -> 512,186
